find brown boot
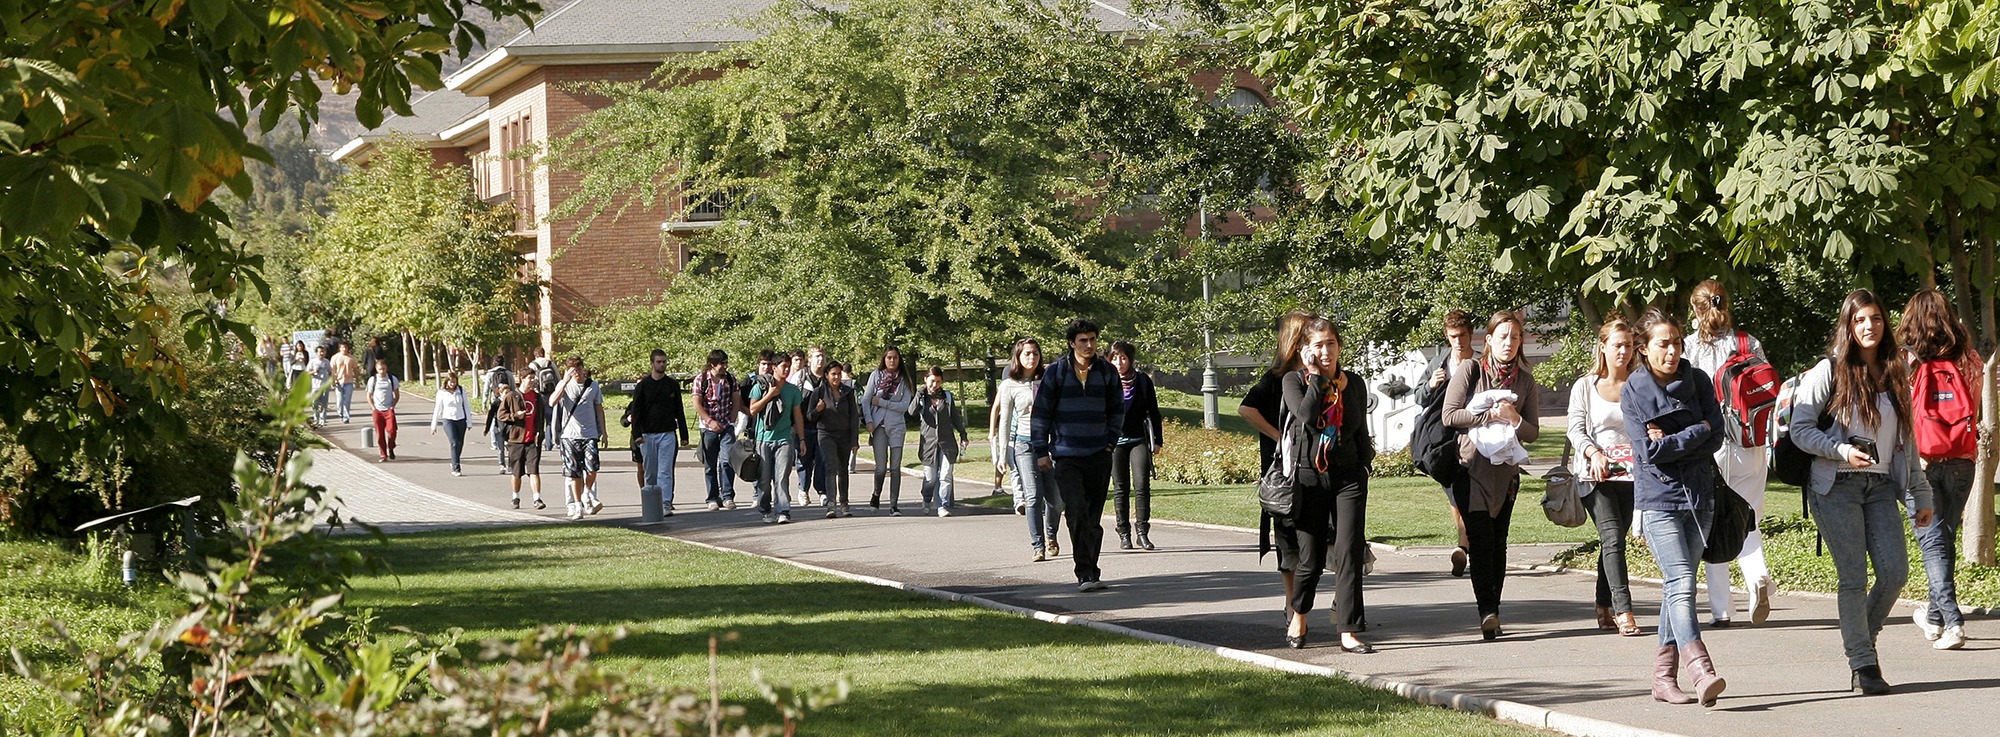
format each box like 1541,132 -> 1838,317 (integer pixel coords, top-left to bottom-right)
1680,639 -> 1726,707
1596,606 -> 1616,631
1652,645 -> 1693,704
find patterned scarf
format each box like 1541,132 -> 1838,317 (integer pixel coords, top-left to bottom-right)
1120,370 -> 1137,401
1484,357 -> 1517,390
1311,372 -> 1347,471
878,369 -> 902,397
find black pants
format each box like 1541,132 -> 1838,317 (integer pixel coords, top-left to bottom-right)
1055,450 -> 1114,583
1112,441 -> 1153,535
1455,479 -> 1517,617
818,433 -> 854,507
1275,474 -> 1369,631
1586,481 -> 1636,612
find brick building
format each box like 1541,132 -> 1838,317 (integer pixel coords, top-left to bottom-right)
332,0 -> 1270,352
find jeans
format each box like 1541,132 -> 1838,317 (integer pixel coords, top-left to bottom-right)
1640,506 -> 1712,648
372,408 -> 398,457
922,452 -> 956,509
1054,450 -> 1114,583
639,432 -> 679,512
1586,481 -> 1636,613
1011,439 -> 1061,551
1455,480 -> 1516,617
336,383 -> 354,422
819,433 -> 855,507
1706,444 -> 1770,620
700,429 -> 735,504
871,427 -> 906,507
1112,441 -> 1153,536
440,416 -> 467,470
756,438 -> 795,515
311,381 -> 330,423
1813,472 -> 1910,670
796,430 -> 823,499
1915,459 -> 1973,629
1274,473 -> 1369,631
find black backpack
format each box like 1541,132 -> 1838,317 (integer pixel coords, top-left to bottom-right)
1702,476 -> 1758,564
1409,364 -> 1470,487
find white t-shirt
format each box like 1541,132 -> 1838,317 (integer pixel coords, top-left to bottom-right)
1839,392 -> 1897,475
367,375 -> 399,411
558,380 -> 605,440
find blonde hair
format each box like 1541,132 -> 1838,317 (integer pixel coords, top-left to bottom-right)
1690,280 -> 1732,340
1588,317 -> 1637,379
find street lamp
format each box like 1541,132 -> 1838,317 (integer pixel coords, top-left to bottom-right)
1199,194 -> 1219,430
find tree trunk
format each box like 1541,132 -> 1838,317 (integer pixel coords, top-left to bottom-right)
1950,231 -> 1977,341
1577,291 -> 1604,331
473,344 -> 485,401
401,330 -> 413,382
1979,231 -> 1997,354
1966,349 -> 2000,566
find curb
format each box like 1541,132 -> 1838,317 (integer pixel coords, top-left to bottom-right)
653,529 -> 1688,737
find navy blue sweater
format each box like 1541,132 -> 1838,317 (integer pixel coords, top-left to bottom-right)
1030,353 -> 1126,459
1621,364 -> 1725,512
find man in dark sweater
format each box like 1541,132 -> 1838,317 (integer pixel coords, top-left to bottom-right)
623,349 -> 691,518
1031,319 -> 1127,592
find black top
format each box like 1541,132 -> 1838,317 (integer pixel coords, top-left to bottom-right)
1280,368 -> 1374,489
1116,372 -> 1166,447
625,374 -> 690,442
1242,372 -> 1284,472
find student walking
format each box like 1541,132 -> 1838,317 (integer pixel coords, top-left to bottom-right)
1567,317 -> 1643,636
331,342 -> 359,423
429,373 -> 472,475
910,366 -> 969,517
791,347 -> 829,506
748,352 -> 805,524
1242,311 -> 1314,607
1684,280 -> 1775,626
693,350 -> 740,510
1275,317 -> 1376,653
307,345 -> 332,426
367,359 -> 401,462
995,339 -> 1062,559
551,358 -> 609,520
863,347 -> 915,513
286,340 -> 309,389
1441,310 -> 1542,640
494,380 -> 545,509
1031,319 -> 1126,593
1414,310 -> 1478,578
1897,288 -> 1983,651
484,355 -> 517,470
1107,340 -> 1164,550
527,347 -> 558,451
1624,308 -> 1729,706
1792,289 -> 1937,695
739,351 -> 775,439
624,349 -> 691,519
806,361 -> 864,518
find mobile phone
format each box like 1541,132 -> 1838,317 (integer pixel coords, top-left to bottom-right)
1849,436 -> 1878,464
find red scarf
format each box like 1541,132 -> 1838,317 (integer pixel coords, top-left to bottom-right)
1484,357 -> 1517,390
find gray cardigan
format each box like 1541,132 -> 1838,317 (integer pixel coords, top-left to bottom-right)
1789,359 -> 1933,512
909,388 -> 968,464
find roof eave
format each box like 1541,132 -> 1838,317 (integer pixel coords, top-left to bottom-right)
448,42 -> 738,96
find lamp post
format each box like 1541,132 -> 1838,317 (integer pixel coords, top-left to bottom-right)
1199,194 -> 1219,430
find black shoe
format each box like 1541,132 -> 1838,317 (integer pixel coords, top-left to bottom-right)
1118,533 -> 1133,550
1137,532 -> 1155,550
1480,614 -> 1502,641
1340,639 -> 1377,655
1710,618 -> 1733,629
1285,634 -> 1306,649
870,494 -> 880,509
534,499 -> 547,510
1451,547 -> 1468,578
512,498 -> 520,509
1852,666 -> 1891,695
388,450 -> 396,460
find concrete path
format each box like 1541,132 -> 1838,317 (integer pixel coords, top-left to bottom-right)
312,394 -> 1998,737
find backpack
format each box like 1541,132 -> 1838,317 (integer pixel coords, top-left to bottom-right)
1714,331 -> 1781,447
1408,362 -> 1469,487
756,379 -> 786,432
1772,374 -> 1830,488
534,360 -> 558,394
1912,358 -> 1978,460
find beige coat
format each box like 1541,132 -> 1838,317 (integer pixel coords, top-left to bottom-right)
1442,359 -> 1542,516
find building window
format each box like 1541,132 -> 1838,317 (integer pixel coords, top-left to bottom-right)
685,189 -> 731,221
1220,87 -> 1269,114
499,113 -> 534,230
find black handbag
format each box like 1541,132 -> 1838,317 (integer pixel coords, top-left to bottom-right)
729,438 -> 761,483
1702,478 -> 1757,564
1258,397 -> 1298,519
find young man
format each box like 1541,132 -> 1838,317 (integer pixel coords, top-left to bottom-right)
366,359 -> 401,462
692,350 -> 739,511
526,346 -> 558,450
624,349 -> 691,519
550,357 -> 608,520
1031,319 -> 1126,592
789,346 -> 829,506
329,342 -> 359,424
494,380 -> 546,510
737,351 -> 775,440
1413,309 -> 1477,578
747,351 -> 805,524
483,355 -> 516,469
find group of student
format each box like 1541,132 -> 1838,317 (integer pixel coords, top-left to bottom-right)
1249,280 -> 1984,704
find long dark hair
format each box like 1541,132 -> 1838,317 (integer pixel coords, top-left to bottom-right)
1827,289 -> 1909,430
1897,288 -> 1976,365
1007,338 -> 1044,381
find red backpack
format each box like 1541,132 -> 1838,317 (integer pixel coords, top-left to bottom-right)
1912,358 -> 1978,460
1714,332 -> 1781,447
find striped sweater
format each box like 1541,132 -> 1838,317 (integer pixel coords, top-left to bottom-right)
1030,354 -> 1126,459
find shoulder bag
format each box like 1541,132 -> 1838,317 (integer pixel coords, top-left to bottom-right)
1541,439 -> 1587,527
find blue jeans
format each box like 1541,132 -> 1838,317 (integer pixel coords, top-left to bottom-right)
701,429 -> 735,504
336,383 -> 355,422
639,432 -> 679,512
441,416 -> 468,470
922,452 -> 956,509
1813,472 -> 1910,670
756,439 -> 795,515
1640,506 -> 1711,648
796,430 -> 823,498
1915,459 -> 1971,629
1011,439 -> 1060,550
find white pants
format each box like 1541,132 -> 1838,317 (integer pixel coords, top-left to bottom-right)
1707,442 -> 1770,619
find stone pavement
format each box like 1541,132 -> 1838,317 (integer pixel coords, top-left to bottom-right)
313,393 -> 1999,737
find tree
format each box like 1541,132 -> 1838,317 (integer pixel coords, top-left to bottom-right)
0,0 -> 539,522
550,0 -> 1296,376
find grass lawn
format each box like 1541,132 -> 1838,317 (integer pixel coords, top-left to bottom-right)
0,539 -> 182,731
344,525 -> 1542,737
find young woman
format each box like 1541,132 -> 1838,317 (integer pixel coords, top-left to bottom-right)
863,347 -> 915,514
1240,311 -> 1314,615
1624,308 -> 1727,706
910,366 -> 969,517
1276,317 -> 1374,653
1108,340 -> 1165,551
1683,280 -> 1774,626
429,372 -> 471,476
1793,289 -> 1936,695
1566,316 -> 1642,637
1896,288 -> 1983,651
805,362 -> 864,519
286,340 -> 310,389
1441,311 -> 1542,640
994,339 -> 1062,560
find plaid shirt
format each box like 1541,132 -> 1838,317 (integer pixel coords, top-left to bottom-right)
692,370 -> 736,432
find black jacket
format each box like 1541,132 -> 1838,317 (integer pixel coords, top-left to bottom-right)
1280,368 -> 1374,490
625,374 -> 690,443
803,382 -> 864,443
1116,371 -> 1165,447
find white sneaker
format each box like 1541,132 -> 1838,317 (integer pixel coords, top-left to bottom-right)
1750,576 -> 1773,624
707,501 -> 721,511
1937,625 -> 1967,650
565,502 -> 582,520
938,507 -> 951,518
1914,603 -> 1942,641
777,513 -> 791,524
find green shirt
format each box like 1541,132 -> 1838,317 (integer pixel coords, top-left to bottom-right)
751,382 -> 803,442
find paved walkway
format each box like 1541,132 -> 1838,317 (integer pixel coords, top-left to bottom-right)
312,394 -> 1998,737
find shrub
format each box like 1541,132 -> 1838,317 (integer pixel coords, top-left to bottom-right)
1370,448 -> 1419,478
1154,420 -> 1260,485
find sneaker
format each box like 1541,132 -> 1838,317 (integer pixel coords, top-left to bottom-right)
565,503 -> 582,520
827,508 -> 839,519
1751,576 -> 1773,624
452,469 -> 463,477
588,499 -> 604,515
725,500 -> 738,510
840,505 -> 852,518
890,508 -> 903,517
1078,580 -> 1107,592
1914,603 -> 1941,641
777,513 -> 791,524
662,510 -> 675,519
1937,625 -> 1967,650
707,501 -> 721,511
1033,548 -> 1047,562
511,497 -> 520,509
938,507 -> 951,518
377,456 -> 387,463
761,513 -> 777,524
534,498 -> 547,510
